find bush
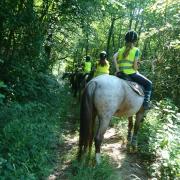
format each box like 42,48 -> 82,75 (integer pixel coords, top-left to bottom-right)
0,101 -> 60,179
138,99 -> 180,179
0,75 -> 64,179
66,157 -> 115,180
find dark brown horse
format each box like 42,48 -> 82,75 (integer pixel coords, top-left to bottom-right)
62,71 -> 83,98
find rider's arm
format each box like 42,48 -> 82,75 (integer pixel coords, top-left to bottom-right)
113,52 -> 119,73
133,59 -> 139,70
133,49 -> 140,70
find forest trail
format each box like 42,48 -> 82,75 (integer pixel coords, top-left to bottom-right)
102,128 -> 149,180
48,126 -> 149,180
47,98 -> 149,180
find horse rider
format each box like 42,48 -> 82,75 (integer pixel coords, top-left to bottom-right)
83,55 -> 92,81
94,51 -> 110,77
113,30 -> 152,110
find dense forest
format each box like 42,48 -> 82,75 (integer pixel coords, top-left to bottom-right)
0,0 -> 179,179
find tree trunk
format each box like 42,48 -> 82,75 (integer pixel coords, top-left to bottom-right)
138,17 -> 144,36
129,10 -> 134,30
106,17 -> 115,59
85,33 -> 89,56
134,8 -> 141,31
117,24 -> 123,48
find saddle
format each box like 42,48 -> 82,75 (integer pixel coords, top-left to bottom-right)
116,72 -> 144,96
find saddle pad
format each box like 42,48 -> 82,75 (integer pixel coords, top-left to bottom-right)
126,81 -> 144,96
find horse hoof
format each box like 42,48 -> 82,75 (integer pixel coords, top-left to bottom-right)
129,147 -> 133,153
127,144 -> 138,153
131,145 -> 138,153
127,145 -> 133,153
126,141 -> 131,149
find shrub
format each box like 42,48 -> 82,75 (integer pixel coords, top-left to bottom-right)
139,99 -> 180,179
0,102 -> 60,179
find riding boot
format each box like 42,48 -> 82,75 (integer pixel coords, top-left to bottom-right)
143,90 -> 151,110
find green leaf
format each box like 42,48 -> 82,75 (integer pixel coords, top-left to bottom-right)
0,81 -> 7,88
0,93 -> 5,99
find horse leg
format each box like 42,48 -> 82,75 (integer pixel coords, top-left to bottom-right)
127,116 -> 133,151
131,108 -> 144,152
78,75 -> 84,101
94,116 -> 111,164
72,76 -> 77,97
127,116 -> 133,142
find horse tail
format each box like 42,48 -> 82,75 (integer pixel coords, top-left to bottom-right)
78,81 -> 97,159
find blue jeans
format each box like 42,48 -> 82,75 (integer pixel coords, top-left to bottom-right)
129,72 -> 152,105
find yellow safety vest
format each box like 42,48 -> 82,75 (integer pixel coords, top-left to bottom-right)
118,46 -> 139,74
84,62 -> 92,73
94,60 -> 110,77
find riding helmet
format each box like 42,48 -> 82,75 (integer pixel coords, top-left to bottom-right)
125,30 -> 138,43
100,51 -> 107,59
86,55 -> 91,61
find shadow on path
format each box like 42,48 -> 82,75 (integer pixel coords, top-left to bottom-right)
48,126 -> 150,180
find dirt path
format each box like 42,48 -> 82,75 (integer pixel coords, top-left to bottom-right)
102,128 -> 149,180
48,126 -> 149,180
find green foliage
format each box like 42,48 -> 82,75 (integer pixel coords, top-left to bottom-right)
0,77 -> 64,179
138,99 -> 180,179
0,102 -> 58,179
1,0 -> 179,105
55,0 -> 180,107
139,0 -> 180,106
0,0 -> 49,101
0,0 -> 179,178
66,157 -> 115,180
0,81 -> 7,104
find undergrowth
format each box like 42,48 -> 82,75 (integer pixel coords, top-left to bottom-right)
0,75 -> 67,179
138,99 -> 180,179
111,99 -> 180,179
66,157 -> 115,180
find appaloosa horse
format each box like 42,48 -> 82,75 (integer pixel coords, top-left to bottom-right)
78,74 -> 145,164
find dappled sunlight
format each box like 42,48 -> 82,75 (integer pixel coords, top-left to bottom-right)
63,133 -> 79,146
103,128 -> 126,167
48,126 -> 149,180
102,128 -> 149,180
48,131 -> 79,180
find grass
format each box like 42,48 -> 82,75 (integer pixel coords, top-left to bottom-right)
67,158 -> 115,180
0,77 -> 70,179
138,100 -> 180,179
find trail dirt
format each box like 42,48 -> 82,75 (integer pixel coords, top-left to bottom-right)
48,124 -> 150,180
102,128 -> 149,180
